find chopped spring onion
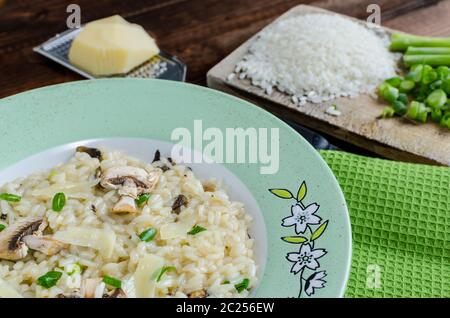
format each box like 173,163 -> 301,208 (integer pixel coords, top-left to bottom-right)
385,76 -> 402,88
222,280 -> 230,285
405,64 -> 423,83
381,107 -> 395,118
52,192 -> 66,212
437,66 -> 450,80
0,224 -> 5,232
103,275 -> 122,288
443,79 -> 450,94
407,101 -> 431,123
0,193 -> 21,202
135,194 -> 151,207
378,83 -> 399,103
426,89 -> 447,108
155,266 -> 176,282
440,113 -> 450,128
421,65 -> 438,84
187,225 -> 207,235
139,228 -> 157,242
398,93 -> 409,105
392,100 -> 408,116
399,80 -> 415,93
431,108 -> 443,122
37,271 -> 62,289
234,278 -> 250,293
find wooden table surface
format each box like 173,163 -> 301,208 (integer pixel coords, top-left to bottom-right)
1,0 -> 449,153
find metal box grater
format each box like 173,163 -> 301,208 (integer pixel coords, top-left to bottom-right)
34,28 -> 187,81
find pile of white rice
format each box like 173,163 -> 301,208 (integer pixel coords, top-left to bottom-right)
0,148 -> 257,298
233,13 -> 398,105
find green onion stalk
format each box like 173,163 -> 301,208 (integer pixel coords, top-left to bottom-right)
406,47 -> 450,55
390,33 -> 450,52
403,55 -> 450,67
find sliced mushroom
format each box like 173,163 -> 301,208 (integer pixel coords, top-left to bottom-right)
172,194 -> 188,214
187,289 -> 207,298
100,166 -> 161,213
103,288 -> 127,298
76,146 -> 103,160
152,150 -> 161,163
22,235 -> 67,256
0,217 -> 47,261
81,278 -> 105,298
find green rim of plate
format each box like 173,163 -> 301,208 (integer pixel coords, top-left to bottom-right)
0,79 -> 351,298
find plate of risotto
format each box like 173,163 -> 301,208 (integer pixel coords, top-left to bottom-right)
0,79 -> 351,298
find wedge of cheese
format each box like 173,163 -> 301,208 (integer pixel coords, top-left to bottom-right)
133,254 -> 164,298
54,227 -> 116,259
68,15 -> 160,76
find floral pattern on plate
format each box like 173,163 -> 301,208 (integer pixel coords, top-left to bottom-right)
269,181 -> 329,297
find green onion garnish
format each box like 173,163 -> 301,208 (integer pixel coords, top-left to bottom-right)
102,275 -> 122,288
135,194 -> 151,207
52,192 -> 66,212
187,225 -> 207,235
155,266 -> 176,282
234,278 -> 250,293
0,224 -> 5,232
37,271 -> 62,289
222,280 -> 230,285
0,193 -> 21,202
139,228 -> 157,242
381,107 -> 395,118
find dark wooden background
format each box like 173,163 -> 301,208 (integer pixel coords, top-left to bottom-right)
1,0 -> 449,100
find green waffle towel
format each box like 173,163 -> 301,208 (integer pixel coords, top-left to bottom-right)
320,150 -> 449,298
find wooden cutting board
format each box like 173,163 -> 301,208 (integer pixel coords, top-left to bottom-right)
207,4 -> 450,166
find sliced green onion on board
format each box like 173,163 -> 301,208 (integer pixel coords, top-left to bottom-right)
0,193 -> 21,202
385,76 -> 402,88
37,271 -> 63,289
0,224 -> 5,232
378,83 -> 399,103
407,101 -> 431,123
426,89 -> 447,108
52,192 -> 66,212
392,100 -> 408,116
399,80 -> 415,93
381,107 -> 395,118
103,275 -> 122,288
139,228 -> 157,242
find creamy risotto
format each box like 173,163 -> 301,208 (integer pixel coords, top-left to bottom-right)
0,147 -> 257,298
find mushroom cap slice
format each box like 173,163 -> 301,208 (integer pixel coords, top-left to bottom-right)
100,166 -> 161,198
100,166 -> 161,214
0,217 -> 47,261
22,235 -> 67,256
